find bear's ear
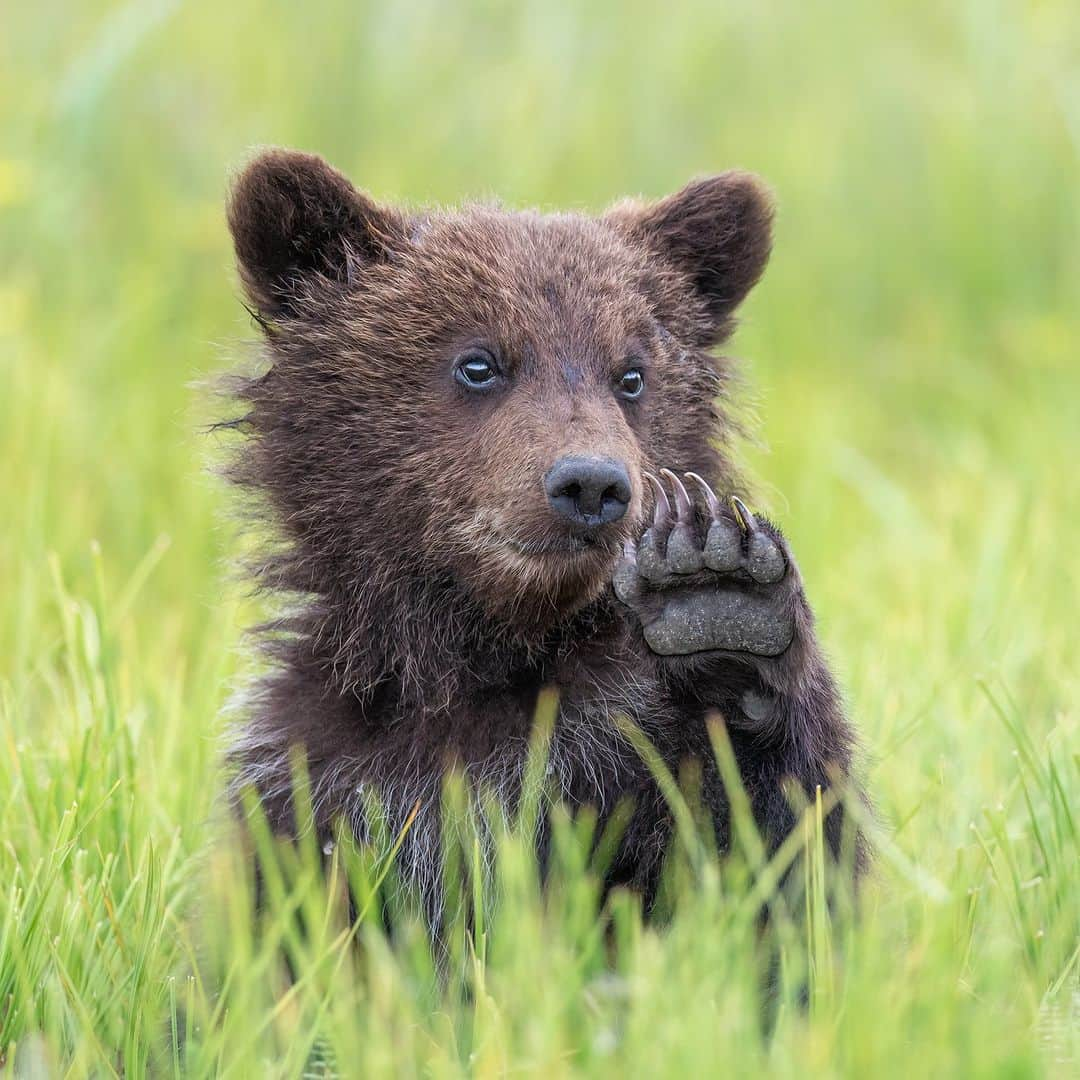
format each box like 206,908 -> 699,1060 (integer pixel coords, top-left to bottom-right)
607,173 -> 774,343
227,149 -> 406,319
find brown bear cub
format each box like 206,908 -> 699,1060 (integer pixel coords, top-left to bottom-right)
223,149 -> 868,920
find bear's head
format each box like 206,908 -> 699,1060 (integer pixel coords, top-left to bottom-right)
225,150 -> 771,694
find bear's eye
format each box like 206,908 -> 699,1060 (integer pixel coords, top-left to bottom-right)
617,368 -> 645,400
455,350 -> 499,390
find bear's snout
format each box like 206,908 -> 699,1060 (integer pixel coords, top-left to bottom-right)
544,455 -> 631,529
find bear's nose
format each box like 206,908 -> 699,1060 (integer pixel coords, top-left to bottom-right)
544,456 -> 631,528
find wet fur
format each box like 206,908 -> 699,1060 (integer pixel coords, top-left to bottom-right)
222,149 -> 868,920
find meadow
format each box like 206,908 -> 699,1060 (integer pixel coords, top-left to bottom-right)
1,0 -> 1077,1075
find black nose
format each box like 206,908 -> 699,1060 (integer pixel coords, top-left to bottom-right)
544,456 -> 631,527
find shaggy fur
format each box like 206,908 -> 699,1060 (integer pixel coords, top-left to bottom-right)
222,149 -> 868,921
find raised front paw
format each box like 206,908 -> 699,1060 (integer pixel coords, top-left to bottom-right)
613,470 -> 798,658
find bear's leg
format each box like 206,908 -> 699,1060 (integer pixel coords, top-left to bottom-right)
614,470 -> 867,874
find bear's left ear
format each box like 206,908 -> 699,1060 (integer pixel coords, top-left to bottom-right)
607,173 -> 774,343
227,148 -> 408,320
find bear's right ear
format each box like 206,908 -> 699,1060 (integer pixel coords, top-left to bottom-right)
227,149 -> 406,319
606,173 -> 774,345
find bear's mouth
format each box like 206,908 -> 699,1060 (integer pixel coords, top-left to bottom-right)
496,526 -> 627,562
506,534 -> 599,557
471,527 -> 627,616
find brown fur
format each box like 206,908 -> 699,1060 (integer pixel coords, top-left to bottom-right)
221,149 -> 866,921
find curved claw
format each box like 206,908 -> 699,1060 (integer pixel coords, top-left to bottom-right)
644,472 -> 672,531
685,472 -> 721,519
659,468 -> 693,522
729,495 -> 757,535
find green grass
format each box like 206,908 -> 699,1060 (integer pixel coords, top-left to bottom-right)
2,0 -> 1078,1074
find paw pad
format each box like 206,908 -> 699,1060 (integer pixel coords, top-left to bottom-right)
613,470 -> 796,658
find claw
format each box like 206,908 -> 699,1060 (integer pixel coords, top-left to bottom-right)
729,495 -> 757,535
685,472 -> 721,519
659,468 -> 693,522
644,472 -> 672,532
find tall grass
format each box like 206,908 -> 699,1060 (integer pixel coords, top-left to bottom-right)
2,0 -> 1078,1074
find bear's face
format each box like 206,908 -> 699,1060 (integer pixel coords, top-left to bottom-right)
227,151 -> 772,626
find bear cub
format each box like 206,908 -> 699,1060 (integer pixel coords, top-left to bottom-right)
223,149 -> 868,918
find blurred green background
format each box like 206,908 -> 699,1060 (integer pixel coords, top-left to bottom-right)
1,0 -> 1077,1074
